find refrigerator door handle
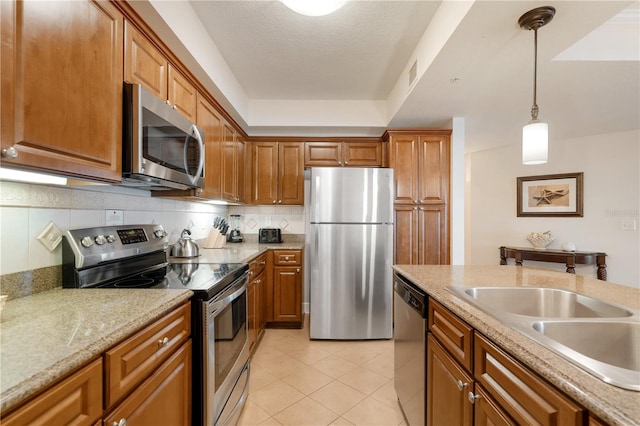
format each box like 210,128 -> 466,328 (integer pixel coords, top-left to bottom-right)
313,225 -> 319,268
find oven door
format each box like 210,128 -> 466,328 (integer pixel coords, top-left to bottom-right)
204,273 -> 250,426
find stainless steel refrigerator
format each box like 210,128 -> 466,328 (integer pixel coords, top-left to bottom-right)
307,167 -> 394,340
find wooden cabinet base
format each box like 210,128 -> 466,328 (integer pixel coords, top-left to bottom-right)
104,341 -> 192,426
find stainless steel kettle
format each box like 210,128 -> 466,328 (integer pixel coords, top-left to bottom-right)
170,229 -> 199,258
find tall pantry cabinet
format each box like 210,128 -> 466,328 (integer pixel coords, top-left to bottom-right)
384,130 -> 451,265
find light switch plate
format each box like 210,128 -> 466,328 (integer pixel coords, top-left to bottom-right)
621,219 -> 637,231
37,221 -> 63,253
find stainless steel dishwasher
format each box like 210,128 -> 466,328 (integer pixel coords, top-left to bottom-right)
394,272 -> 427,426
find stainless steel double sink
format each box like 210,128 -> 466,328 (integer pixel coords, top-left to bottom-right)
445,286 -> 640,391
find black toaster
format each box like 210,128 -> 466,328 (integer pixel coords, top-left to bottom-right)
259,228 -> 282,244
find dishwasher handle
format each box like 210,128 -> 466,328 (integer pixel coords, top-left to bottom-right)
394,273 -> 427,318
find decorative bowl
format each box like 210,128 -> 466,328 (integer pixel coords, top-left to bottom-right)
527,231 -> 554,250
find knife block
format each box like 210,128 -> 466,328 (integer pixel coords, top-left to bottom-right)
203,228 -> 226,248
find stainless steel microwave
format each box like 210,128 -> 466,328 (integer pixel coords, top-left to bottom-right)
122,83 -> 204,190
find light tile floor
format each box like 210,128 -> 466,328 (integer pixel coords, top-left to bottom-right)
238,319 -> 406,426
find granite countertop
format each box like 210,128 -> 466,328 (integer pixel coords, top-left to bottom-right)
393,265 -> 640,426
170,241 -> 305,264
0,288 -> 193,414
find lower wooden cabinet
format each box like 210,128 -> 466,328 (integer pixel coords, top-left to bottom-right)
2,302 -> 191,426
1,359 -> 103,426
428,299 -> 586,426
104,340 -> 192,426
270,249 -> 303,327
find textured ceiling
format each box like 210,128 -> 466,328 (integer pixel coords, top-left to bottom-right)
132,0 -> 639,152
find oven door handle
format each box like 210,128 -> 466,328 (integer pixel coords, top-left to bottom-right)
208,273 -> 248,315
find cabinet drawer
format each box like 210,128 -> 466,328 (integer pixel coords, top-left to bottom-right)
273,250 -> 301,265
104,340 -> 192,426
250,252 -> 268,277
474,334 -> 585,426
428,300 -> 473,372
105,302 -> 191,408
2,358 -> 102,426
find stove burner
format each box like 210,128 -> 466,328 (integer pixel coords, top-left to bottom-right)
112,277 -> 158,288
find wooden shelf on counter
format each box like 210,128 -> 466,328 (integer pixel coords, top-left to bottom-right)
499,246 -> 607,280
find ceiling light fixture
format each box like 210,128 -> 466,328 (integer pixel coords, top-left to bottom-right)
519,6 -> 555,165
280,0 -> 347,17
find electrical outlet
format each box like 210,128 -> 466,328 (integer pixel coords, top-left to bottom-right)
621,219 -> 637,231
265,216 -> 272,226
106,210 -> 124,226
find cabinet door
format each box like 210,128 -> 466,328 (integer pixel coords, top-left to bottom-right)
417,204 -> 449,265
388,135 -> 419,203
304,142 -> 342,166
248,278 -> 257,352
474,385 -> 516,426
168,64 -> 197,122
427,334 -> 473,426
273,266 -> 302,322
417,135 -> 450,204
1,0 -> 123,182
104,341 -> 192,426
278,142 -> 304,205
250,142 -> 278,204
393,204 -> 419,264
197,93 -> 223,199
222,123 -> 238,202
343,142 -> 382,167
124,20 -> 167,100
1,359 -> 102,426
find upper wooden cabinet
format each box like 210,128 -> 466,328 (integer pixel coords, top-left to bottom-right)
0,0 -> 123,182
222,124 -> 244,203
305,141 -> 383,167
249,142 -> 304,205
196,93 -> 224,199
386,131 -> 450,204
124,20 -> 196,122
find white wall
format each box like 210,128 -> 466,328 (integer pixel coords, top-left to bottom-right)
0,181 -> 227,275
466,129 -> 640,288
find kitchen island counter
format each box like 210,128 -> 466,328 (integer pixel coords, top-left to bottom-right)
392,265 -> 640,426
0,287 -> 193,414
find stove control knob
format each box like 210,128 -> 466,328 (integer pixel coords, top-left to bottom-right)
94,235 -> 107,245
80,236 -> 94,248
106,234 -> 116,243
154,229 -> 167,238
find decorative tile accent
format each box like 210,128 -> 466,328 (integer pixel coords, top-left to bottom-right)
279,218 -> 290,230
37,221 -> 63,253
246,218 -> 258,230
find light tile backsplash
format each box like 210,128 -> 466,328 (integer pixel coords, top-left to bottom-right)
0,180 -> 308,277
0,181 -> 228,275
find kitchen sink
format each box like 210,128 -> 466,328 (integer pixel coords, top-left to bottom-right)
450,286 -> 633,318
530,320 -> 640,390
532,320 -> 640,372
445,285 -> 640,390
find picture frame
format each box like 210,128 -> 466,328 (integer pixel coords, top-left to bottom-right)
517,172 -> 583,217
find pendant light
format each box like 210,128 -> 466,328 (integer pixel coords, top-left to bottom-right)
519,6 -> 555,165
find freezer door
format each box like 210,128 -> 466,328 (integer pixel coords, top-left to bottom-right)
310,167 -> 394,224
309,223 -> 393,339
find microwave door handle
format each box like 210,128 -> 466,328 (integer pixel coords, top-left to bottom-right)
183,124 -> 205,186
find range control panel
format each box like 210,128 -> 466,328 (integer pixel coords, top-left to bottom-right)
64,224 -> 168,269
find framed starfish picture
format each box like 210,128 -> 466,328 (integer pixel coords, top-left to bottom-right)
517,172 -> 584,217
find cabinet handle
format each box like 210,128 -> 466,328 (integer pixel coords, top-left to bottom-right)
345,161 -> 349,165
296,268 -> 300,273
338,161 -> 342,166
272,200 -> 276,204
456,380 -> 468,391
165,99 -> 171,105
259,261 -> 266,265
278,200 -> 282,204
112,419 -> 127,426
1,147 -> 18,159
158,337 -> 169,347
467,392 -> 480,404
284,256 -> 289,261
